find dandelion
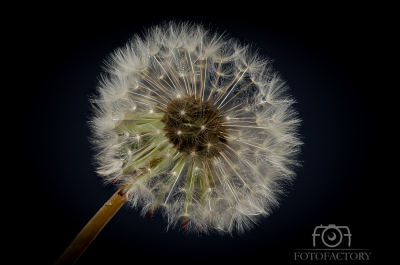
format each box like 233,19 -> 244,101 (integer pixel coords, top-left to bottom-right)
56,21 -> 302,264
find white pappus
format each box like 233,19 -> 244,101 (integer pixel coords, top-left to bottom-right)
88,21 -> 302,235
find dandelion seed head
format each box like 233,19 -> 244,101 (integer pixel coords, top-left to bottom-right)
89,21 -> 302,234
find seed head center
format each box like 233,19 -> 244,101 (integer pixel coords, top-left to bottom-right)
162,95 -> 227,159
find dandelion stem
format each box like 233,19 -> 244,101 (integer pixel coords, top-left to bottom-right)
54,186 -> 127,265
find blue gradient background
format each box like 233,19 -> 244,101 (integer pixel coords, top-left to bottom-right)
24,8 -> 379,264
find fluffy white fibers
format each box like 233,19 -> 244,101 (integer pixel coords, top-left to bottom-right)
89,21 -> 302,234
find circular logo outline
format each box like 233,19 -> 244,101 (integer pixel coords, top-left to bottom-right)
321,227 -> 343,248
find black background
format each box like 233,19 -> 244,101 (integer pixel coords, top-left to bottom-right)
22,4 -> 382,264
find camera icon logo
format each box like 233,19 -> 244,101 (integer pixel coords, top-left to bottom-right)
312,224 -> 352,248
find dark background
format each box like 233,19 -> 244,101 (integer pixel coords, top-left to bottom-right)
23,5 -> 382,264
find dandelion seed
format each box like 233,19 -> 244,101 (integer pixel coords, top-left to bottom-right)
56,20 -> 303,265
89,21 -> 301,235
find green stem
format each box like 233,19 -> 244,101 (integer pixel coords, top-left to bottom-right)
119,120 -> 165,133
122,138 -> 169,175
